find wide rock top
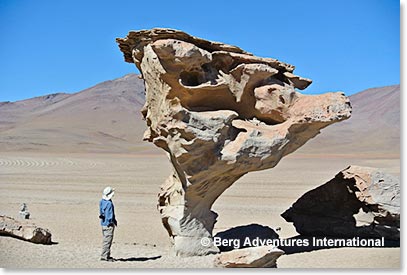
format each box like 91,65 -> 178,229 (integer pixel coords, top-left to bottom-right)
117,28 -> 296,75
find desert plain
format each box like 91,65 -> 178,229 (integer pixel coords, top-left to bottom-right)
0,151 -> 400,268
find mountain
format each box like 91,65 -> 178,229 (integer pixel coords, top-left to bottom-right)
0,74 -> 151,153
0,75 -> 400,156
298,85 -> 400,156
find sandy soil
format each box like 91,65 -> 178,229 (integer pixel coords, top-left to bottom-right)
0,152 -> 400,268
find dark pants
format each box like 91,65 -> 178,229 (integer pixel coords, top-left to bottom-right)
101,226 -> 114,259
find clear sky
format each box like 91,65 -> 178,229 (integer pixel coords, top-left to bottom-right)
0,0 -> 400,102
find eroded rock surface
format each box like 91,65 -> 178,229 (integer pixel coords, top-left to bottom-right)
282,166 -> 400,240
0,215 -> 52,244
117,28 -> 351,256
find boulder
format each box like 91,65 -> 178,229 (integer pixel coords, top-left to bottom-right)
117,28 -> 352,256
214,245 -> 284,268
282,165 -> 400,240
0,215 -> 52,244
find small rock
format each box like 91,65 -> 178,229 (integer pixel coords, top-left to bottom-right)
0,215 -> 52,244
214,245 -> 284,268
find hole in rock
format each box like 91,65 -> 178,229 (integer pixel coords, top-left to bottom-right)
279,95 -> 286,104
178,64 -> 290,126
180,71 -> 204,86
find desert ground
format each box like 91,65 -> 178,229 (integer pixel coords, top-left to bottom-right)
0,151 -> 400,268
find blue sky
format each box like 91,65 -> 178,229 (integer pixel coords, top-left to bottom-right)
0,0 -> 400,101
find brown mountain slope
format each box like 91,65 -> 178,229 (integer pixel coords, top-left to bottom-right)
0,76 -> 399,155
298,85 -> 400,156
0,74 -> 150,153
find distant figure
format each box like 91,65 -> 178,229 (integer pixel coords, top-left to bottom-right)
19,203 -> 30,219
99,186 -> 117,262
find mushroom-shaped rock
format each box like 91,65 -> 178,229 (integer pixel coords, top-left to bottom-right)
117,28 -> 352,256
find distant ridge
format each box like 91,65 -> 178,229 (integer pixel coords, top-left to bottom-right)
0,74 -> 152,153
0,76 -> 400,156
298,84 -> 400,156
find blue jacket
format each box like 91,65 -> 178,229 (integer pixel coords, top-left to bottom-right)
99,199 -> 117,226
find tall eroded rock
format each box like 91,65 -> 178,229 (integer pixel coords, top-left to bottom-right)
117,28 -> 351,256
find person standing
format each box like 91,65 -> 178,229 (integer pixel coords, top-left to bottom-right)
99,186 -> 117,262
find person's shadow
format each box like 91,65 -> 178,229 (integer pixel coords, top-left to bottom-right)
115,255 -> 161,262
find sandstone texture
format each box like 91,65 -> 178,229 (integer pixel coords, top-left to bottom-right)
214,245 -> 284,268
0,215 -> 52,244
282,166 -> 400,240
117,28 -> 351,256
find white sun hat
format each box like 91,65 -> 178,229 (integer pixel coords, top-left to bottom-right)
102,186 -> 115,200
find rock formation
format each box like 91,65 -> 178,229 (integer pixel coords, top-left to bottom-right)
282,166 -> 400,240
0,215 -> 52,244
214,245 -> 284,268
117,28 -> 351,256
